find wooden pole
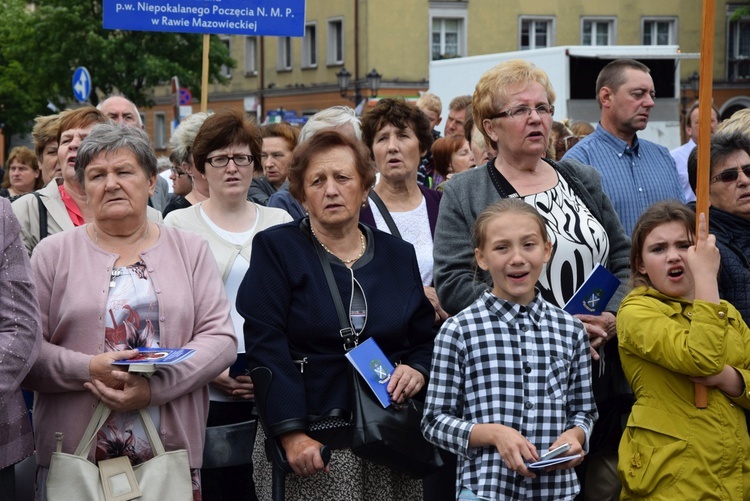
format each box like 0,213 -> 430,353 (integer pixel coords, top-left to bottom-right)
201,34 -> 210,113
693,0 -> 716,409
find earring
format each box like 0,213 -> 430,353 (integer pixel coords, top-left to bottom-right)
361,201 -> 367,208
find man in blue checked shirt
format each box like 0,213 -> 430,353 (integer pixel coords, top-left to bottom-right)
562,58 -> 685,501
563,59 -> 685,237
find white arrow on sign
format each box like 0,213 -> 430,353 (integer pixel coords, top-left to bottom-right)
74,73 -> 88,98
72,66 -> 91,102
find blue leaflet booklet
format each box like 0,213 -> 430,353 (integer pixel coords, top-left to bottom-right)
345,338 -> 394,408
111,347 -> 196,366
563,264 -> 620,316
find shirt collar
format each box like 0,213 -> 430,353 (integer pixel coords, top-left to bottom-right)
595,123 -> 641,158
481,289 -> 547,328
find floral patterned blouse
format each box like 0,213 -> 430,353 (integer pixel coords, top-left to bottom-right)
96,261 -> 161,464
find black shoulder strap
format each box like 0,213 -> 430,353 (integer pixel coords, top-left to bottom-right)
368,189 -> 402,239
304,218 -> 357,351
33,192 -> 48,241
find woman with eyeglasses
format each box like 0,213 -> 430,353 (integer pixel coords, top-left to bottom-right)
432,59 -> 632,499
164,109 -> 292,500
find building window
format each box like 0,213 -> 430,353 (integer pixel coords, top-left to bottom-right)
642,18 -> 676,45
728,9 -> 750,81
220,37 -> 232,78
429,3 -> 467,61
245,36 -> 258,76
520,17 -> 554,50
303,23 -> 317,68
277,37 -> 292,71
582,18 -> 615,46
327,18 -> 344,65
154,113 -> 167,150
431,18 -> 465,60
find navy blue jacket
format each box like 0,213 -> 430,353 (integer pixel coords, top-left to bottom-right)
711,206 -> 750,323
237,220 -> 436,439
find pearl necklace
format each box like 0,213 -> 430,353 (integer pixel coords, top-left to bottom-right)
311,224 -> 366,264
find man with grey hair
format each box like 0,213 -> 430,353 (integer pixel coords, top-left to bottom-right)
266,106 -> 362,219
98,94 -> 172,211
97,94 -> 143,129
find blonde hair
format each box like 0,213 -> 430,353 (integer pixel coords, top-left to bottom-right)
473,59 -> 556,148
32,114 -> 61,161
718,108 -> 750,135
473,198 -> 548,250
416,92 -> 442,116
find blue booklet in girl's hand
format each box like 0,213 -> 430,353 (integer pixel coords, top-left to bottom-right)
345,338 -> 394,408
564,264 -> 620,316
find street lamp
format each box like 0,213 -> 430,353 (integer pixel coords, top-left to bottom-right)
337,67 -> 382,104
688,71 -> 700,101
366,68 -> 382,97
680,71 -> 701,143
336,67 -> 352,97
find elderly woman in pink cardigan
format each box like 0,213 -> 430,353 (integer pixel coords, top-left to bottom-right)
0,198 -> 41,494
23,124 -> 237,500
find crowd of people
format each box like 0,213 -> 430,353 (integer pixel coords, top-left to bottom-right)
1,56 -> 749,501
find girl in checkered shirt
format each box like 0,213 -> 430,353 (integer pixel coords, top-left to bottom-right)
422,199 -> 597,500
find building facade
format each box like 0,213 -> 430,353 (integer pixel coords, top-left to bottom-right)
140,0 -> 750,152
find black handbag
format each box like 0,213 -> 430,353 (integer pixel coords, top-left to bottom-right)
348,365 -> 443,478
312,225 -> 443,478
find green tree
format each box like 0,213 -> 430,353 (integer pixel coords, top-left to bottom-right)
0,0 -> 234,139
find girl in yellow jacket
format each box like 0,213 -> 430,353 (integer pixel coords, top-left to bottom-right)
617,201 -> 750,500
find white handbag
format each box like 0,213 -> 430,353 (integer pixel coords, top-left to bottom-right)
46,402 -> 193,501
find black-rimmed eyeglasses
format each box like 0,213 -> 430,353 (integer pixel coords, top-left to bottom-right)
488,104 -> 555,120
170,166 -> 188,178
710,164 -> 750,184
206,155 -> 254,168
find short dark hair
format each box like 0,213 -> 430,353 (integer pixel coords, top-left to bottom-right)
687,130 -> 750,192
360,98 -> 434,159
288,129 -> 375,203
191,109 -> 262,175
684,100 -> 720,128
463,114 -> 474,143
595,59 -> 650,108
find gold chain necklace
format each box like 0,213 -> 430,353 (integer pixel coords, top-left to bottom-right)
310,224 -> 365,264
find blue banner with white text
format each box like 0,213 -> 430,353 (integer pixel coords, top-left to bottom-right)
103,0 -> 305,36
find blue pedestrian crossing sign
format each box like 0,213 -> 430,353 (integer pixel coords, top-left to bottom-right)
72,67 -> 92,103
